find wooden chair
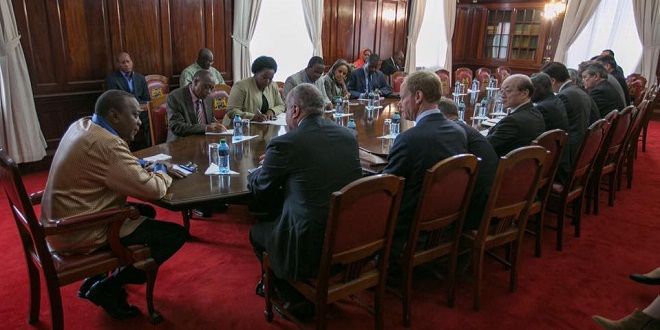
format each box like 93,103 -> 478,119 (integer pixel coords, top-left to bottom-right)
545,119 -> 610,251
584,110 -> 619,215
0,149 -> 163,329
639,85 -> 659,153
461,146 -> 547,310
618,99 -> 650,190
587,106 -> 634,214
628,79 -> 646,106
435,69 -> 452,98
263,174 -> 404,330
147,94 -> 169,146
145,74 -> 170,100
392,75 -> 405,94
210,84 -> 231,121
526,129 -> 567,258
400,154 -> 479,327
496,66 -> 511,83
276,81 -> 285,99
455,67 -> 473,90
475,67 -> 491,92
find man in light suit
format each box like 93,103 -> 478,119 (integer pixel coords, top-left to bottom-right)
249,84 -> 362,319
166,70 -> 226,142
541,62 -> 598,170
380,50 -> 405,76
347,54 -> 393,98
383,71 -> 468,260
486,74 -> 545,157
582,63 -> 626,119
282,56 -> 332,109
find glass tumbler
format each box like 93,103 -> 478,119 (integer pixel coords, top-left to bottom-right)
208,143 -> 219,166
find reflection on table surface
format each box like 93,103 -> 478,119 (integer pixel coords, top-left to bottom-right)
133,96 -> 503,210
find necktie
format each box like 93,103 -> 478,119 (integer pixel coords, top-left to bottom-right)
196,100 -> 206,124
367,74 -> 372,92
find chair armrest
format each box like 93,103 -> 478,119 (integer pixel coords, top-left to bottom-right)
29,191 -> 44,205
42,207 -> 140,236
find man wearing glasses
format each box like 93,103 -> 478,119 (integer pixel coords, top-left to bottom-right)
486,74 -> 545,157
180,48 -> 226,87
581,63 -> 625,119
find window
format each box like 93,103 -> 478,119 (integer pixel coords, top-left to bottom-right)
415,0 -> 449,71
484,10 -> 511,60
566,0 -> 642,75
250,1 -> 313,82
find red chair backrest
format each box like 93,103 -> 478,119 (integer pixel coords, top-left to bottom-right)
436,69 -> 451,97
147,94 -> 169,145
393,76 -> 405,93
455,67 -> 473,90
210,84 -> 231,121
496,66 -> 511,83
566,119 -> 610,194
476,67 -> 491,91
145,74 -> 170,100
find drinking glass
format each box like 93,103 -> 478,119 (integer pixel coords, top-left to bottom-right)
382,119 -> 392,152
208,143 -> 219,166
241,118 -> 250,135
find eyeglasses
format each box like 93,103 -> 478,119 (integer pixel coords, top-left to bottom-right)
500,87 -> 520,95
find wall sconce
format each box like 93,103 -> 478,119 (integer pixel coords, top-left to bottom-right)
543,0 -> 567,19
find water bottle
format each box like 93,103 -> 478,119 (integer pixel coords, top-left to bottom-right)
335,96 -> 343,116
373,89 -> 380,106
391,111 -> 401,136
347,119 -> 356,131
218,139 -> 230,174
233,115 -> 242,140
368,89 -> 375,107
458,101 -> 466,121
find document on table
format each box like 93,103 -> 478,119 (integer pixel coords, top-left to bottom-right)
205,129 -> 234,136
142,153 -> 172,162
251,113 -> 287,126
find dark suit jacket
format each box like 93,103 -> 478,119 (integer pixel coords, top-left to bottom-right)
380,57 -> 402,76
556,82 -> 595,167
487,102 -> 545,157
455,120 -> 498,230
346,67 -> 393,99
383,112 -> 467,258
105,70 -> 150,103
166,86 -> 214,142
589,80 -> 626,119
534,94 -> 571,184
612,71 -> 632,105
248,115 -> 362,280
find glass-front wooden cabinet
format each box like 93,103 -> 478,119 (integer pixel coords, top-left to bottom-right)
483,8 -> 543,62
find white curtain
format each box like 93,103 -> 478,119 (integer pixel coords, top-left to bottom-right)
405,0 -> 426,73
0,0 -> 46,163
301,0 -> 323,56
441,0 -> 456,75
632,0 -> 660,86
553,0 -> 602,63
232,0 -> 262,81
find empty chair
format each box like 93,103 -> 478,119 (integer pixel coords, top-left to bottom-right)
392,74 -> 405,94
263,174 -> 404,330
496,66 -> 511,83
546,119 -> 610,251
455,67 -> 473,90
461,146 -> 547,310
526,129 -> 568,258
475,67 -> 491,92
147,94 -> 169,146
145,74 -> 170,100
0,149 -> 162,329
210,84 -> 232,121
400,154 -> 479,326
435,69 -> 452,98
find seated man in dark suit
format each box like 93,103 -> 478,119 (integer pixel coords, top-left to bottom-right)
346,54 -> 393,99
438,97 -> 498,231
486,74 -> 545,157
382,71 -> 468,261
105,52 -> 151,146
601,49 -> 625,77
596,55 -> 631,105
166,70 -> 226,142
531,72 -> 570,184
380,50 -> 405,76
582,63 -> 626,118
249,83 -> 363,319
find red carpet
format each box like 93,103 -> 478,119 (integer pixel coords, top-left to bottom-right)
1,121 -> 659,330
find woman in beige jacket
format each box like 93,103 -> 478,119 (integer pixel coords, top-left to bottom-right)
224,56 -> 285,126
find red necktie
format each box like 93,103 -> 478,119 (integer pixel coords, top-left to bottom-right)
196,100 -> 206,124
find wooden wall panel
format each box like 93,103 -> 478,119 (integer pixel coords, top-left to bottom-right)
169,0 -> 206,76
14,0 -> 58,89
357,0 -> 378,55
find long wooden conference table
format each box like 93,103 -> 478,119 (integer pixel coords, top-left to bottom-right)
133,95 -> 492,215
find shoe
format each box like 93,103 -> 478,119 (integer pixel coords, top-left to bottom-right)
193,208 -> 212,218
78,274 -> 105,299
275,300 -> 315,321
255,280 -> 265,298
630,267 -> 660,285
85,281 -> 140,320
593,310 -> 660,330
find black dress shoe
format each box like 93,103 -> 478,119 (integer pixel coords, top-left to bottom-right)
275,300 -> 315,321
85,282 -> 140,320
193,208 -> 212,218
255,280 -> 265,298
630,273 -> 660,285
78,274 -> 107,299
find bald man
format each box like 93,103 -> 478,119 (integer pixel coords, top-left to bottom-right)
179,48 -> 226,87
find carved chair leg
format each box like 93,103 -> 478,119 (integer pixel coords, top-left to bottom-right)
26,260 -> 41,324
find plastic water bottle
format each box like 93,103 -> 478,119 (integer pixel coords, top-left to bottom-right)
335,96 -> 343,115
347,119 -> 356,131
391,112 -> 401,136
368,89 -> 375,107
458,101 -> 466,122
233,115 -> 242,140
373,89 -> 380,106
218,139 -> 230,174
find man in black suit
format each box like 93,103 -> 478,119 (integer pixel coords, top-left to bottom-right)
541,61 -> 597,168
105,52 -> 151,146
596,55 -> 631,105
582,63 -> 626,119
383,71 -> 467,260
166,70 -> 226,142
486,74 -> 545,157
249,84 -> 362,318
531,72 -> 571,184
438,98 -> 498,231
347,54 -> 393,98
380,50 -> 405,76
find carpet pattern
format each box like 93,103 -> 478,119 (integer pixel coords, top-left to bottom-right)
1,121 -> 658,329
